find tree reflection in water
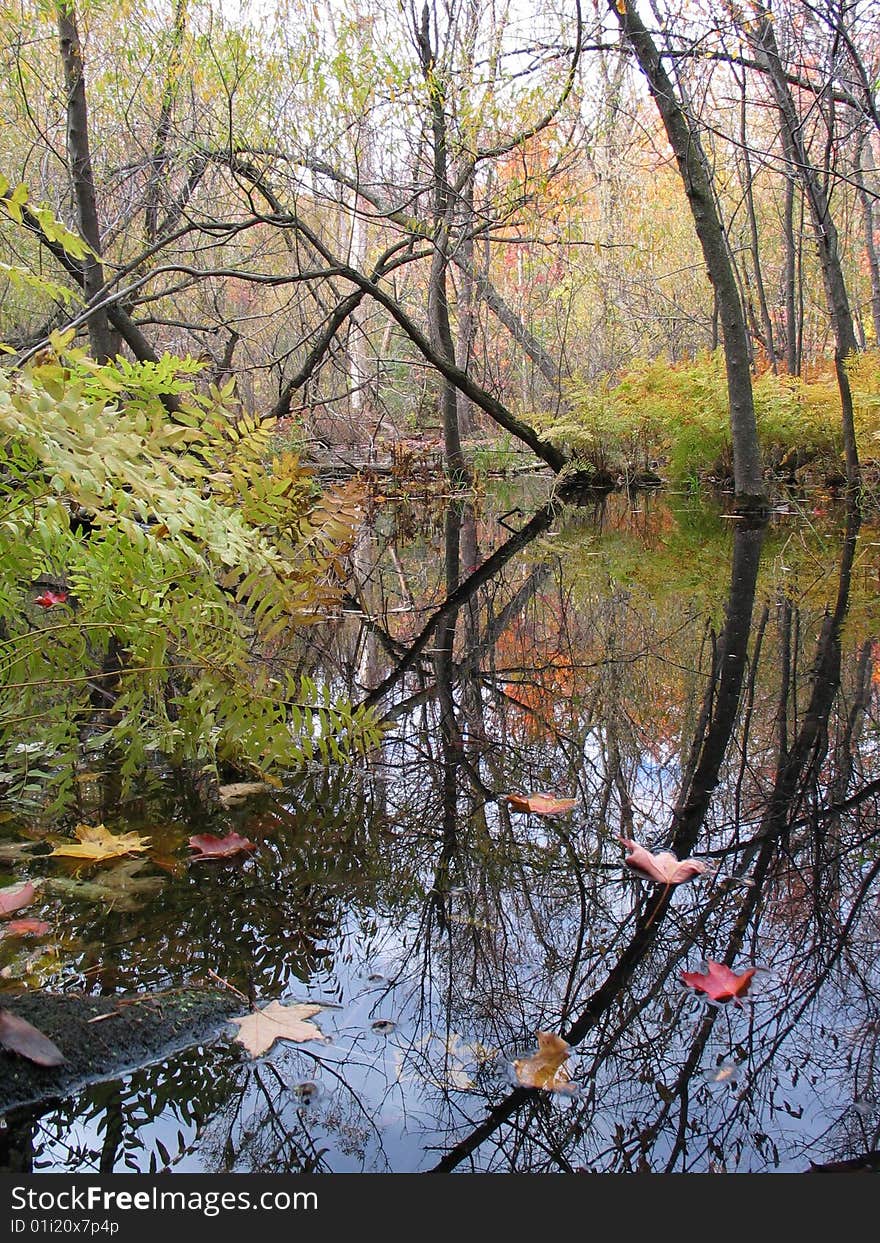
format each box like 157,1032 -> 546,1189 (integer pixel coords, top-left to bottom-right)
3,490 -> 879,1174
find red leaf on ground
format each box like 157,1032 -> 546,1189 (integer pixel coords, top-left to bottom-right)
34,590 -> 67,608
2,919 -> 50,937
619,837 -> 708,885
502,792 -> 578,816
0,881 -> 35,917
0,1009 -> 65,1066
188,832 -> 257,860
681,960 -> 756,1003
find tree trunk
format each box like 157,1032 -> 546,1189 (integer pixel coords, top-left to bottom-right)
739,78 -> 777,370
781,125 -> 801,375
417,4 -> 468,484
455,169 -> 476,439
612,1 -> 767,510
56,2 -> 118,363
144,0 -> 187,246
748,10 -> 861,491
854,128 -> 880,347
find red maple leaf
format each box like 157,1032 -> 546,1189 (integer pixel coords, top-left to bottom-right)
34,590 -> 68,608
619,837 -> 708,885
681,960 -> 756,1003
188,832 -> 257,860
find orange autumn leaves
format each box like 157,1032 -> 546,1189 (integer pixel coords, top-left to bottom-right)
681,961 -> 756,1004
501,792 -> 578,816
619,836 -> 709,885
513,1032 -> 575,1093
510,835 -> 754,1093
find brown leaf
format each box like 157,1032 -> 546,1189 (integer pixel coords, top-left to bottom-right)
0,881 -> 35,917
0,1008 -> 65,1066
230,1000 -> 324,1057
502,793 -> 578,816
512,1031 -> 572,1091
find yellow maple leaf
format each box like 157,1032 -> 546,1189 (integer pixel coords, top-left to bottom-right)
230,1000 -> 325,1058
50,823 -> 151,862
513,1032 -> 573,1091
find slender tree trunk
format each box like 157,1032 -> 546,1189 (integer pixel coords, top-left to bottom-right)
739,79 -> 777,369
417,4 -> 468,484
611,1 -> 767,509
144,0 -> 187,246
346,202 -> 371,438
747,9 -> 860,490
455,169 -> 476,439
781,127 -> 800,375
56,1 -> 118,362
853,128 -> 880,347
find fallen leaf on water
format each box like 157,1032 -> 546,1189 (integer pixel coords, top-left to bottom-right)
1,919 -> 50,937
188,832 -> 257,860
681,960 -> 756,1003
0,881 -> 35,917
230,1000 -> 324,1057
513,1031 -> 573,1091
217,782 -> 274,809
501,793 -> 578,816
51,824 -> 151,862
0,1008 -> 65,1066
619,837 -> 709,885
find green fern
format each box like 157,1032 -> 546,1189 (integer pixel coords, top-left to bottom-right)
0,340 -> 384,814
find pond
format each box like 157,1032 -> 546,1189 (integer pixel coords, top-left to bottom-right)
2,479 -> 880,1174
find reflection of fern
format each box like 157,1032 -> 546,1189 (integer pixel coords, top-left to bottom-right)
0,339 -> 383,813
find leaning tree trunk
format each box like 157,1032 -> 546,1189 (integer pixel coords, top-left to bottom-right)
611,1 -> 766,511
56,1 -> 118,363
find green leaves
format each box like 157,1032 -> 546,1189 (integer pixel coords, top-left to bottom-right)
0,344 -> 384,813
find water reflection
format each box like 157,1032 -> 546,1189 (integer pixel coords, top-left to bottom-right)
2,489 -> 879,1173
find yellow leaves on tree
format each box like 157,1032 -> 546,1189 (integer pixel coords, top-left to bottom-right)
50,824 -> 151,862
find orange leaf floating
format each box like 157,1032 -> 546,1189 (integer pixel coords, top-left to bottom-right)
512,1031 -> 573,1092
188,832 -> 257,860
681,961 -> 756,1003
502,793 -> 578,816
619,837 -> 708,885
0,881 -> 35,917
2,918 -> 50,937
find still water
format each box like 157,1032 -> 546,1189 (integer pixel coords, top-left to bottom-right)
2,482 -> 879,1173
